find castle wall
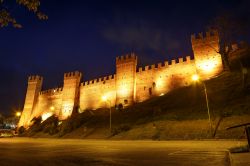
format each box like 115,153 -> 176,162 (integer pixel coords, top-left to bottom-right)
115,54 -> 137,106
136,56 -> 196,102
61,71 -> 82,120
31,88 -> 63,121
79,75 -> 116,111
19,30 -> 225,128
191,30 -> 223,80
18,76 -> 43,127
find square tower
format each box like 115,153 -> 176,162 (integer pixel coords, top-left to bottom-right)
18,75 -> 43,127
116,53 -> 137,106
191,30 -> 223,80
60,71 -> 82,120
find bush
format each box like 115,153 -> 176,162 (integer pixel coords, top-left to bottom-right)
29,116 -> 42,133
59,112 -> 91,136
41,115 -> 59,135
18,126 -> 26,135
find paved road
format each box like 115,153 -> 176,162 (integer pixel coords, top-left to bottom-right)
0,138 -> 246,166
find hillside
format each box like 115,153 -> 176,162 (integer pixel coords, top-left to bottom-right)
23,70 -> 250,140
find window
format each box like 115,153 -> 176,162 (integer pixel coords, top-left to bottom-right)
149,88 -> 152,96
152,82 -> 156,88
124,99 -> 128,104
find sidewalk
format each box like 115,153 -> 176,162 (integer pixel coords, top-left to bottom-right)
230,152 -> 250,166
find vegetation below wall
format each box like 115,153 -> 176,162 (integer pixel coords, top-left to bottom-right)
20,68 -> 250,140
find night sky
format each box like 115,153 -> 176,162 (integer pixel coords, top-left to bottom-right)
0,0 -> 249,116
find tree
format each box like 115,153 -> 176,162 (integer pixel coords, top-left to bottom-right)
207,12 -> 249,70
0,0 -> 47,28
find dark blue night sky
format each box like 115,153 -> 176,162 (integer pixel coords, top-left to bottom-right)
0,0 -> 249,115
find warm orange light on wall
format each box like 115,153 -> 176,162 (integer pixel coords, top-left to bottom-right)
50,106 -> 55,111
192,74 -> 199,81
61,103 -> 74,119
156,79 -> 163,88
102,95 -> 108,101
42,112 -> 53,121
118,87 -> 128,96
199,60 -> 217,73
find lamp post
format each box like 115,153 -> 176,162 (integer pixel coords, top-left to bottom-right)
102,96 -> 112,132
192,74 -> 213,136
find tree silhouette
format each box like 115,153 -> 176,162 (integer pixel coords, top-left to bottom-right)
0,0 -> 47,28
207,12 -> 249,70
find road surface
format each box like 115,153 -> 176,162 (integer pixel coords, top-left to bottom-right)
0,138 -> 246,166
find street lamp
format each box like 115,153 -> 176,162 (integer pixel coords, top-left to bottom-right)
15,112 -> 21,117
192,74 -> 213,136
102,95 -> 112,132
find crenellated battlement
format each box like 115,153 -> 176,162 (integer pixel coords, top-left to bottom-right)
192,30 -> 223,80
191,30 -> 219,45
137,56 -> 193,73
20,30 -> 225,128
28,75 -> 43,82
81,74 -> 116,86
39,87 -> 63,95
64,71 -> 82,79
116,53 -> 137,64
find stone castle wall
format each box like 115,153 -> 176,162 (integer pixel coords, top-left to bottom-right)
33,88 -> 63,121
18,76 -> 43,127
18,30 -> 224,128
79,75 -> 116,111
136,56 -> 196,102
191,30 -> 223,79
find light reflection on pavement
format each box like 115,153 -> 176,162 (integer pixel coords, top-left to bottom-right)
0,138 -> 246,166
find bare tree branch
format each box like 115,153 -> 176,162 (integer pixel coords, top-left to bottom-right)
0,0 -> 47,28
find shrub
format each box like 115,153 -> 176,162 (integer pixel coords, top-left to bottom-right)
29,116 -> 42,133
17,126 -> 25,135
41,115 -> 59,135
59,112 -> 91,136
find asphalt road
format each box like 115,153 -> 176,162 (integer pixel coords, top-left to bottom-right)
0,138 -> 246,166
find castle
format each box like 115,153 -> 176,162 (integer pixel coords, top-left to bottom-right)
18,30 -> 223,128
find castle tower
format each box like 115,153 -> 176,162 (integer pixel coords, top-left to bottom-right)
60,71 -> 82,120
191,30 -> 223,80
18,75 -> 43,127
116,53 -> 137,106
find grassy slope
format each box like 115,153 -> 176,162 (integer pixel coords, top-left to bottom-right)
31,70 -> 250,140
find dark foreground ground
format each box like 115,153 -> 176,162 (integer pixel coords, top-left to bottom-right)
0,138 -> 248,166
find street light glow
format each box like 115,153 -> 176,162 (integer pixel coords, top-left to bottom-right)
192,74 -> 199,81
102,95 -> 108,102
16,112 -> 21,117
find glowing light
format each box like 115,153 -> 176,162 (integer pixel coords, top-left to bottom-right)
61,103 -> 74,119
199,61 -> 216,72
160,93 -> 164,96
15,112 -> 21,117
50,106 -> 55,111
102,95 -> 108,101
192,74 -> 199,81
42,112 -> 53,121
119,88 -> 128,96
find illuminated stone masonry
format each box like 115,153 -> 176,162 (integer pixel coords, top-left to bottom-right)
18,30 -> 223,128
